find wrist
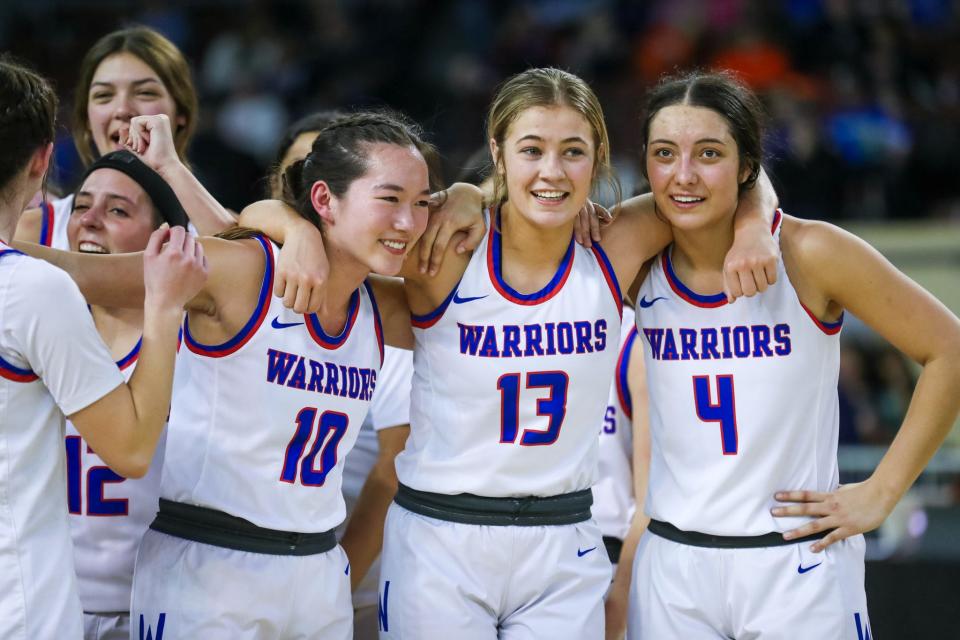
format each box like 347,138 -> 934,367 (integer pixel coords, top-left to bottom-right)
865,474 -> 904,513
154,158 -> 188,182
143,297 -> 186,324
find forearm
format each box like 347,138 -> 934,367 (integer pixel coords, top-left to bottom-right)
869,354 -> 960,505
237,199 -> 306,244
159,163 -> 235,235
340,461 -> 399,589
121,303 -> 183,474
608,508 -> 650,602
11,241 -> 146,307
733,168 -> 778,231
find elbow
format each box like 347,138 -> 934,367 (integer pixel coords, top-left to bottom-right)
111,448 -> 152,479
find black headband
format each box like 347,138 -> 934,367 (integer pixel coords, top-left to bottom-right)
75,150 -> 188,228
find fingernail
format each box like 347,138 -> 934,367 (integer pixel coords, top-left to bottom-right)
775,492 -> 785,500
783,532 -> 794,540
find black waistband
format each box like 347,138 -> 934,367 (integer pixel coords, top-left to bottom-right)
603,536 -> 624,563
648,519 -> 830,549
394,483 -> 592,526
150,499 -> 337,556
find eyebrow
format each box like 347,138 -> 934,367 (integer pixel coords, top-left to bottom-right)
90,78 -> 163,89
75,190 -> 136,205
650,137 -> 729,146
373,184 -> 432,196
515,135 -> 589,145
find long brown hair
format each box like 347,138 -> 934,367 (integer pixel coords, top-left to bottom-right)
72,26 -> 198,167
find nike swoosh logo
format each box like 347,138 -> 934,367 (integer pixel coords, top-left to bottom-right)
638,296 -> 667,308
577,546 -> 597,557
797,562 -> 822,574
271,316 -> 305,329
452,292 -> 488,304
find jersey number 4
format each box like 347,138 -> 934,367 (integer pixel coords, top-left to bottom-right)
65,435 -> 128,516
497,371 -> 569,446
280,408 -> 348,486
693,374 -> 738,455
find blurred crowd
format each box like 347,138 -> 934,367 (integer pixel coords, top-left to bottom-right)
3,0 -> 959,218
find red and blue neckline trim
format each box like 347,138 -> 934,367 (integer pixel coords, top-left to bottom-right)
306,288 -> 360,351
663,208 -> 784,309
486,206 -> 574,306
184,235 -> 274,357
662,250 -> 728,308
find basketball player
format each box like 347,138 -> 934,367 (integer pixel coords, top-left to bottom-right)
593,303 -> 650,640
246,67 -> 779,639
14,26 -> 232,248
0,58 -> 206,639
627,71 -> 960,639
24,111 -> 437,638
264,113 -> 416,640
59,149 -> 195,640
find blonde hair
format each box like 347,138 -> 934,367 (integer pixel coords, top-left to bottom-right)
72,26 -> 198,167
485,67 -> 619,205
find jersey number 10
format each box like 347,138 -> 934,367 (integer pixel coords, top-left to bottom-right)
280,408 -> 348,486
693,374 -> 738,455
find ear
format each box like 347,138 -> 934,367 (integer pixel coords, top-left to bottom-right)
175,112 -> 187,131
738,160 -> 754,185
28,143 -> 54,180
310,180 -> 335,225
489,138 -> 503,175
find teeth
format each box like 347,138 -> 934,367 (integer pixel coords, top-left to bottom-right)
534,191 -> 565,199
79,242 -> 107,254
381,240 -> 406,250
673,196 -> 703,203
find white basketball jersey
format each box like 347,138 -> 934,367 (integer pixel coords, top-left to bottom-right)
397,208 -> 623,497
593,307 -> 638,541
0,246 -> 123,639
340,345 -> 413,610
637,212 -> 842,536
161,236 -> 383,533
66,338 -> 167,613
38,195 -> 72,249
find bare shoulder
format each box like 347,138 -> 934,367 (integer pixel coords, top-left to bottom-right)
187,236 -> 268,315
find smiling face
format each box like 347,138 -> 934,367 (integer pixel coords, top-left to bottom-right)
493,105 -> 596,229
645,104 -> 749,232
86,53 -> 182,157
67,168 -> 157,255
322,142 -> 430,276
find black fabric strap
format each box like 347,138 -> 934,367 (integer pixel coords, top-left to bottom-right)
394,483 -> 592,526
150,499 -> 336,556
603,535 -> 624,563
648,519 -> 829,549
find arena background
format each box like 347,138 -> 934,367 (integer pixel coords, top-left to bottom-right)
4,0 -> 959,635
